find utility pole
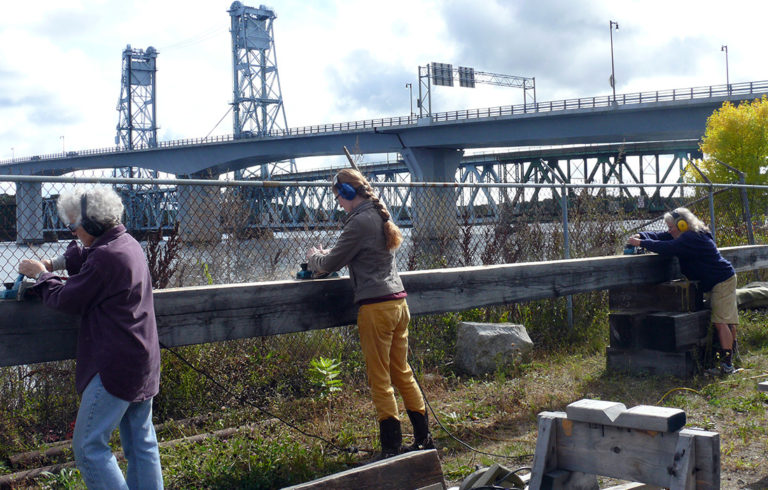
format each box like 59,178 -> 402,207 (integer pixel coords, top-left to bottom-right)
405,83 -> 413,118
609,20 -> 619,102
721,45 -> 730,94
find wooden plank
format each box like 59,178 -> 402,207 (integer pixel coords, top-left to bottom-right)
529,414 -> 719,490
553,417 -> 678,487
606,347 -> 697,379
529,411 -> 564,490
565,399 -> 626,425
609,280 -> 702,313
642,311 -> 710,352
540,468 -> 599,490
553,422 -> 718,488
679,428 -> 719,489
609,310 -> 648,349
603,484 -> 661,490
281,449 -> 444,490
725,245 -> 768,272
613,405 -> 686,433
0,245 -> 765,367
668,432 -> 696,490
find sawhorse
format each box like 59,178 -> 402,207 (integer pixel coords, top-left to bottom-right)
528,399 -> 719,489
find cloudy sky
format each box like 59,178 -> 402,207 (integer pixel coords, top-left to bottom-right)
0,0 -> 765,168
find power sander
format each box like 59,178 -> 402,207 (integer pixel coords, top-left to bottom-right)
296,263 -> 339,280
1,273 -> 33,301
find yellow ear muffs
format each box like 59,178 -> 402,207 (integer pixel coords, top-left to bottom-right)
671,211 -> 688,232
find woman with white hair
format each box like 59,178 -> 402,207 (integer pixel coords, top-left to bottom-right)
628,207 -> 738,374
18,186 -> 163,488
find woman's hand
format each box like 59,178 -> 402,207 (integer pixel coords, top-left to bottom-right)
307,245 -> 330,260
627,235 -> 641,247
19,259 -> 46,278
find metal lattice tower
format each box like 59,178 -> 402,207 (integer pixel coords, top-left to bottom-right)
229,2 -> 295,178
115,44 -> 159,182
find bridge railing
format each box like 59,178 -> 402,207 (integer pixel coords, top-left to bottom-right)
3,80 -> 768,165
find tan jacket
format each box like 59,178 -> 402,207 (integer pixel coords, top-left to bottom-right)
308,200 -> 404,303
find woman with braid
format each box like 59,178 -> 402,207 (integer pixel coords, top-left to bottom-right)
307,168 -> 434,458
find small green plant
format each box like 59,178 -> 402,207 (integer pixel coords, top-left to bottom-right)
308,357 -> 343,399
39,468 -> 84,489
200,261 -> 214,285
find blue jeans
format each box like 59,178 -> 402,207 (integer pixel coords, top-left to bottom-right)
72,374 -> 163,489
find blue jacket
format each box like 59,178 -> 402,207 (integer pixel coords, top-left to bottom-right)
32,225 -> 160,402
638,230 -> 735,292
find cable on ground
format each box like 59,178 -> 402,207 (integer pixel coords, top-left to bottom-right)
159,341 -> 362,455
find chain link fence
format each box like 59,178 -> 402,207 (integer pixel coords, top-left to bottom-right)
0,176 -> 765,452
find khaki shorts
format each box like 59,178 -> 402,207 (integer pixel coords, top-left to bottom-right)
709,274 -> 739,324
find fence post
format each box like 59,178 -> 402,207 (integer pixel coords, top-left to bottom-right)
739,177 -> 755,244
708,187 -> 716,243
714,159 -> 755,245
561,183 -> 574,330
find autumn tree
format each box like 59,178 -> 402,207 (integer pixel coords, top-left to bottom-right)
686,96 -> 768,242
692,95 -> 768,184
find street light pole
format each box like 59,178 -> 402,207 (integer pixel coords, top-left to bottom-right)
721,45 -> 730,94
609,20 -> 619,103
405,83 -> 413,118
60,135 -> 65,154
10,147 -> 14,162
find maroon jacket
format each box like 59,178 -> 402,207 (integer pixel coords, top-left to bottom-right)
33,225 -> 160,402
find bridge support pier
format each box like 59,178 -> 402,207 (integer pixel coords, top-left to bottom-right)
177,182 -> 221,243
402,148 -> 463,267
16,182 -> 44,245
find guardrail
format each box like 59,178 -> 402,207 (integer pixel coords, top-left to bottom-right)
3,80 -> 767,166
2,245 -> 766,367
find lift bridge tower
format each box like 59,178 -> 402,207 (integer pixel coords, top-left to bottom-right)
229,2 -> 295,178
114,45 -> 159,182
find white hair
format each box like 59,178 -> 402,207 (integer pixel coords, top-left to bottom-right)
57,187 -> 124,230
663,207 -> 709,233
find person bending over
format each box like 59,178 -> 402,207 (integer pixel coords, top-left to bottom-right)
628,207 -> 738,374
19,187 -> 163,489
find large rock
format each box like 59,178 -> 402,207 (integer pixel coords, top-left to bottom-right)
455,322 -> 533,376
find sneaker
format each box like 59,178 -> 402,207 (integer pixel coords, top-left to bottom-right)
721,363 -> 736,374
704,366 -> 722,376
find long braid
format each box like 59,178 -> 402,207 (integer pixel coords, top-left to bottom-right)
336,169 -> 403,250
360,183 -> 403,250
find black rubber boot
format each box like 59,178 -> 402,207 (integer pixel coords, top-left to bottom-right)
405,409 -> 435,451
379,417 -> 403,459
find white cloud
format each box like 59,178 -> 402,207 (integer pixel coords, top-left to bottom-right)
0,0 -> 766,165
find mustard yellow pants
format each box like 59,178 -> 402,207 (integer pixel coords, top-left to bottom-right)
357,298 -> 425,422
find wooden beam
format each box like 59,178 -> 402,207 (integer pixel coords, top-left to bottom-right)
281,449 -> 445,490
1,245 -> 766,367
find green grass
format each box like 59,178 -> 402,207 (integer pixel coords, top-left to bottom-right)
3,306 -> 768,488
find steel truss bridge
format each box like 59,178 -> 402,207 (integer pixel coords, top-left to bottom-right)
39,139 -> 700,233
8,79 -> 763,237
